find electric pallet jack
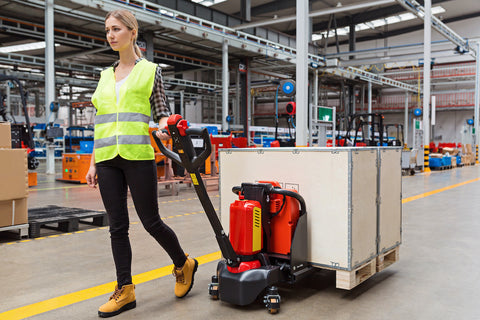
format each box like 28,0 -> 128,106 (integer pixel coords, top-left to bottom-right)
152,115 -> 313,314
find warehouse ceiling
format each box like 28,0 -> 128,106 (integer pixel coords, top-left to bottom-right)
0,0 -> 478,94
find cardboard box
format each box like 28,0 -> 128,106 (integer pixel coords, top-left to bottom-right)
466,144 -> 473,154
0,149 -> 28,201
0,197 -> 28,227
0,122 -> 11,149
429,153 -> 443,158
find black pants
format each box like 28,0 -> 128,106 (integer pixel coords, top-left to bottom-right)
96,155 -> 187,288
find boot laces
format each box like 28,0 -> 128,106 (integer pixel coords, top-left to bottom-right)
110,286 -> 124,301
173,268 -> 186,284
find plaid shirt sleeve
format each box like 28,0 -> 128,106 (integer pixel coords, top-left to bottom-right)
150,65 -> 172,123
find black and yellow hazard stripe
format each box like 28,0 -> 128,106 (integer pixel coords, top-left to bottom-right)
476,145 -> 479,164
424,145 -> 431,172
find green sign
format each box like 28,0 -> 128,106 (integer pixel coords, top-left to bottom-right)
415,119 -> 421,130
318,107 -> 333,121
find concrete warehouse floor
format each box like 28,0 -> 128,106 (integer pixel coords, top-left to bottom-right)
1,161 -> 479,319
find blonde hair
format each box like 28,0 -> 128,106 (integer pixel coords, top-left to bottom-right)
105,9 -> 143,58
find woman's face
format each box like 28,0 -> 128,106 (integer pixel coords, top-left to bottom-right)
105,16 -> 135,53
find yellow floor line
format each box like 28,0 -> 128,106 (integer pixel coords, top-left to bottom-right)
0,251 -> 221,320
402,177 -> 480,204
29,185 -> 89,192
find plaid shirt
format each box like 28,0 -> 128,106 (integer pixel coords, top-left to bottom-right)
112,58 -> 171,123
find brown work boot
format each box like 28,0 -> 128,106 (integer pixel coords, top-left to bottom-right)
173,254 -> 198,298
98,284 -> 136,318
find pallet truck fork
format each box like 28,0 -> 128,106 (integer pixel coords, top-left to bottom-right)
152,115 -> 313,314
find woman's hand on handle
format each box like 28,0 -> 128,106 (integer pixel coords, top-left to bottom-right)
156,116 -> 171,141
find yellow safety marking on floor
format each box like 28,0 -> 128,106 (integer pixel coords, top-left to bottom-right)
402,177 -> 480,204
29,185 -> 89,192
0,251 -> 221,320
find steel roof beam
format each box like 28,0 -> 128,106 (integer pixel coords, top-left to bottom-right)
396,0 -> 477,58
69,0 -> 326,66
0,52 -> 219,90
233,0 -> 396,30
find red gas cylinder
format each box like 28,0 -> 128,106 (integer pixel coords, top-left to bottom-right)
229,199 -> 263,255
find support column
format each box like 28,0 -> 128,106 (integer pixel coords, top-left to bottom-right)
144,31 -> 154,61
475,42 -> 480,164
404,91 -> 409,148
45,0 -> 56,175
180,91 -> 184,117
5,70 -> 11,116
296,0 -> 309,147
240,0 -> 251,22
368,81 -> 372,140
235,69 -> 240,125
423,0 -> 432,172
310,69 -> 319,146
222,39 -> 229,131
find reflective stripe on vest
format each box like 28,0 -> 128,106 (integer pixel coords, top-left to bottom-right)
94,112 -> 151,125
91,59 -> 157,163
95,135 -> 151,148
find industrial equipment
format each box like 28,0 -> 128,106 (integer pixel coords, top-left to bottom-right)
152,115 -> 312,313
385,124 -> 404,146
0,75 -> 38,170
341,113 -> 385,147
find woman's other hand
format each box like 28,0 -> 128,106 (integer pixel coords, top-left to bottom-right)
86,165 -> 98,188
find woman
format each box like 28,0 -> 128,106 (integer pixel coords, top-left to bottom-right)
86,9 -> 198,318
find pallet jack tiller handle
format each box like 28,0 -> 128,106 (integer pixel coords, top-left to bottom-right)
152,114 -> 240,267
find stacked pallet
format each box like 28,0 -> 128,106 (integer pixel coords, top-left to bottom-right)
0,122 -> 29,238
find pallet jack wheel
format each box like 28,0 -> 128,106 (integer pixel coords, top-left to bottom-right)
208,275 -> 219,300
263,286 -> 281,314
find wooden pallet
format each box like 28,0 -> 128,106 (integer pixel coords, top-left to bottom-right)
376,246 -> 400,272
319,246 -> 400,290
28,206 -> 108,238
430,165 -> 452,171
335,259 -> 377,290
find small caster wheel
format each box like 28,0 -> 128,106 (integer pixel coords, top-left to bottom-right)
208,275 -> 219,300
268,308 -> 279,314
263,286 -> 280,314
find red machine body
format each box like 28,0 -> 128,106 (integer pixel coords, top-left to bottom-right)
259,181 -> 300,255
229,180 -> 301,264
268,192 -> 300,255
229,199 -> 263,255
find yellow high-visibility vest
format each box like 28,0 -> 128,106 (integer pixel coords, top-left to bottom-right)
91,59 -> 156,163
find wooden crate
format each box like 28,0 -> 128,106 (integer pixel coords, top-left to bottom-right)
219,148 -> 378,271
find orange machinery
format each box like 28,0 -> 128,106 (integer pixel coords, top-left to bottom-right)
58,153 -> 92,184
